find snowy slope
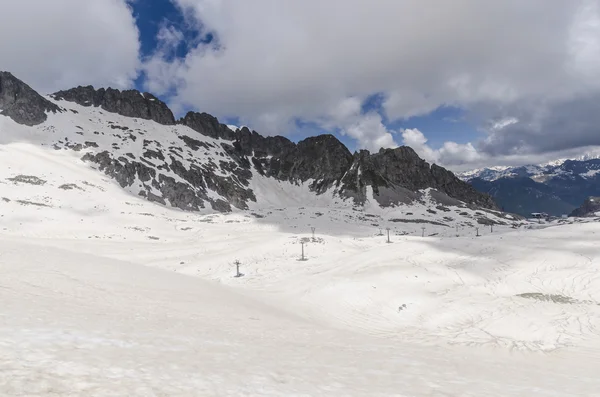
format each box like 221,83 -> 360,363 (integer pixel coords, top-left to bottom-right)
1,129 -> 600,395
3,235 -> 600,396
3,85 -> 600,395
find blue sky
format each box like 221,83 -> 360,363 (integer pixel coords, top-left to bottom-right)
129,0 -> 480,153
132,1 -> 185,58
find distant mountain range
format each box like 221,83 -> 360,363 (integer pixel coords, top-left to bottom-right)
458,157 -> 600,216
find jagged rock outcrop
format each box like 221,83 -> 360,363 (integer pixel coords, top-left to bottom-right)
52,86 -> 175,125
83,105 -> 497,210
81,150 -> 238,212
339,147 -> 498,209
234,127 -> 295,157
180,112 -> 236,140
264,134 -> 354,192
0,71 -> 61,125
569,197 -> 600,217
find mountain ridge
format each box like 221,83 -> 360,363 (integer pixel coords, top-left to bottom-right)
0,71 -> 498,214
460,159 -> 600,216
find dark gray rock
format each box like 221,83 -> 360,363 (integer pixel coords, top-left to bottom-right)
0,71 -> 61,125
246,134 -> 353,195
7,175 -> 47,185
82,151 -> 157,187
569,197 -> 600,217
52,86 -> 175,125
233,127 -> 295,157
81,148 -> 255,212
180,112 -> 236,140
339,147 -> 497,209
179,135 -> 212,151
156,174 -> 206,211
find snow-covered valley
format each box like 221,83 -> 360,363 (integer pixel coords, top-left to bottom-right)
1,89 -> 600,396
2,137 -> 600,395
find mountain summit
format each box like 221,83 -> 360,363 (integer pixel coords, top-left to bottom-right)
0,71 -> 498,215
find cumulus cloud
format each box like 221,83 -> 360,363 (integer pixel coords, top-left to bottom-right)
322,97 -> 398,152
401,129 -> 438,163
401,128 -> 482,167
342,113 -> 397,152
0,0 -> 140,93
140,0 -> 600,166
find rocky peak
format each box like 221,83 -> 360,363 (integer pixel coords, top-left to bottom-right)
0,71 -> 61,125
177,111 -> 497,209
294,134 -> 354,180
269,134 -> 354,193
52,86 -> 175,125
179,111 -> 236,141
338,145 -> 498,209
233,127 -> 295,157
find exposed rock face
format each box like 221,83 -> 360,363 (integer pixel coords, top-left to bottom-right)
569,197 -> 600,217
263,134 -> 354,192
339,147 -> 498,209
52,86 -> 175,125
0,71 -> 61,125
234,127 -> 295,157
82,151 -> 214,211
79,109 -> 497,211
180,112 -> 236,140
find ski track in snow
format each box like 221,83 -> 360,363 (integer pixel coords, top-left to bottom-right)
1,103 -> 600,395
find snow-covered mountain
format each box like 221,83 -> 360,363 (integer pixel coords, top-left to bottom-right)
459,156 -> 600,216
0,71 -> 501,222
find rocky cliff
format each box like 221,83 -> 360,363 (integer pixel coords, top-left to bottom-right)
52,86 -> 175,125
0,72 -> 61,125
339,147 -> 496,208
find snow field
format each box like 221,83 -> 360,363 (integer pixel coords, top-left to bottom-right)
1,102 -> 600,395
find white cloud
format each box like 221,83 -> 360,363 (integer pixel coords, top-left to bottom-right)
401,128 -> 482,168
490,117 -> 519,131
318,97 -> 398,152
141,0 -> 600,164
328,97 -> 363,124
401,129 -> 438,163
0,0 -> 140,93
342,113 -> 397,152
155,25 -> 185,56
439,141 -> 482,165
